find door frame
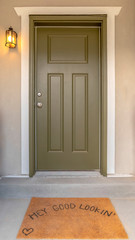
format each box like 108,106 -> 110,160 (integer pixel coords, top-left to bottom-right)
29,15 -> 107,176
14,7 -> 122,177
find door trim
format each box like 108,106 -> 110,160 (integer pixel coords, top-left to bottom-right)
31,15 -> 106,175
14,7 -> 122,177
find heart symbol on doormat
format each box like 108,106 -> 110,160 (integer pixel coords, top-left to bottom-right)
22,228 -> 34,236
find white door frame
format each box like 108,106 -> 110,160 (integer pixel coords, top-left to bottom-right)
14,7 -> 122,175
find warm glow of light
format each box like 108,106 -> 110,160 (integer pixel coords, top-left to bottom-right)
5,27 -> 17,48
8,36 -> 11,42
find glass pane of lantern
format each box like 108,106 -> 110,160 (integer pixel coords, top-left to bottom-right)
5,27 -> 17,48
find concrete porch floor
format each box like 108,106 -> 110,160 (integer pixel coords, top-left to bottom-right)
0,173 -> 135,240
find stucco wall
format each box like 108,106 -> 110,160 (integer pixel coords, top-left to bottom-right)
0,0 -> 135,176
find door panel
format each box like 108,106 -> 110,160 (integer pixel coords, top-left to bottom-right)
47,73 -> 64,152
35,27 -> 100,170
48,34 -> 88,63
72,74 -> 88,152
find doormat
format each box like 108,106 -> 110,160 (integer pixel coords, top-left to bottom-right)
17,198 -> 128,239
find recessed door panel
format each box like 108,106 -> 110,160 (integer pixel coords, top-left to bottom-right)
35,27 -> 100,170
48,35 -> 88,63
72,74 -> 88,152
47,74 -> 64,152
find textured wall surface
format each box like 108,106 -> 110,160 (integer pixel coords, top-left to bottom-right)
0,0 -> 135,175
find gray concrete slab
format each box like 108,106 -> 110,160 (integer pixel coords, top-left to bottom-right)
111,199 -> 135,240
0,198 -> 135,240
1,175 -> 135,185
0,176 -> 135,239
0,176 -> 135,199
1,183 -> 135,199
0,198 -> 30,240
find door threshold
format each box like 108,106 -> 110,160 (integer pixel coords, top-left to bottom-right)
35,171 -> 101,178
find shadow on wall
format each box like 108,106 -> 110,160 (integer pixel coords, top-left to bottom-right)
133,106 -> 135,175
0,28 -> 7,177
0,27 -> 21,176
0,112 -> 4,177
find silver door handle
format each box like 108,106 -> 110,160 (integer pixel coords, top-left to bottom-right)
37,102 -> 43,108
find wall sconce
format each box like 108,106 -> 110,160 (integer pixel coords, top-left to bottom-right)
5,26 -> 17,48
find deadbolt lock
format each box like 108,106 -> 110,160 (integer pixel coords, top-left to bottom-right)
37,92 -> 42,97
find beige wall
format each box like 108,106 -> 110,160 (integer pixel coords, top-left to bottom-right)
0,0 -> 135,175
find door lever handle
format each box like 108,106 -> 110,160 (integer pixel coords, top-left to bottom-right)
37,102 -> 43,108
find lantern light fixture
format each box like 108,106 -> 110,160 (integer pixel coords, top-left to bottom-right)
5,26 -> 17,48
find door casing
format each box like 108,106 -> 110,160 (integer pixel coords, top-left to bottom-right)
29,15 -> 107,177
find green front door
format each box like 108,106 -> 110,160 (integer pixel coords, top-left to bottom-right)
35,26 -> 100,170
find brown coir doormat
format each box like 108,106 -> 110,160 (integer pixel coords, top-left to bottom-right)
17,198 -> 128,239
